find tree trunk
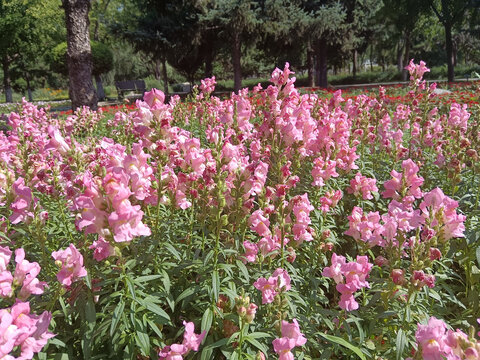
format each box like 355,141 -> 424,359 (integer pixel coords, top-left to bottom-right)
2,56 -> 13,103
316,38 -> 328,88
445,22 -> 455,82
25,72 -> 33,102
162,57 -> 169,96
95,74 -> 105,101
62,0 -> 97,110
402,31 -> 411,81
232,30 -> 242,93
396,41 -> 404,72
154,58 -> 161,80
204,39 -> 214,78
352,49 -> 357,77
307,45 -> 315,87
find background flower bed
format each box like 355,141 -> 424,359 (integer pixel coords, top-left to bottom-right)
0,61 -> 479,359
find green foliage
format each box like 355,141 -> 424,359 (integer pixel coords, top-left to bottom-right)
50,41 -> 114,77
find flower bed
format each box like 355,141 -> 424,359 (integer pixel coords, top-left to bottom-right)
0,61 -> 479,359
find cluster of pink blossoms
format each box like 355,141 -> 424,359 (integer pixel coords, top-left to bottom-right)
347,172 -> 378,200
272,319 -> 307,360
0,247 -> 53,359
346,159 -> 465,251
408,317 -> 480,360
405,59 -> 430,89
0,301 -> 55,359
322,254 -> 373,311
158,321 -> 206,360
73,140 -> 153,259
51,244 -> 87,288
0,247 -> 47,300
253,268 -> 291,304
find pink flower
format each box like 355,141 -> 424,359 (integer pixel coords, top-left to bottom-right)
272,268 -> 292,291
144,88 -> 165,108
323,254 -> 372,311
253,276 -> 278,304
89,237 -> 115,261
272,337 -> 296,360
322,253 -> 346,284
182,321 -> 206,352
281,319 -> 307,347
415,317 -> 451,360
51,244 -> 87,287
158,344 -> 187,360
45,125 -> 70,155
242,241 -> 258,264
158,321 -> 205,359
273,318 -> 307,360
10,177 -> 34,224
199,76 -> 216,95
249,210 -> 271,237
347,172 -> 378,200
13,249 -> 47,300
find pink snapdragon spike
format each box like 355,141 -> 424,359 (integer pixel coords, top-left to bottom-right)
51,244 -> 87,287
249,210 -> 271,237
14,249 -> 47,300
291,193 -> 315,244
242,240 -> 258,264
10,177 -> 34,224
420,188 -> 466,241
253,268 -> 291,304
323,254 -> 372,311
253,276 -> 278,304
415,317 -> 450,360
45,125 -> 70,155
383,159 -> 423,202
347,172 -> 378,200
158,321 -> 206,359
273,318 -> 307,360
0,302 -> 54,359
199,76 -> 216,95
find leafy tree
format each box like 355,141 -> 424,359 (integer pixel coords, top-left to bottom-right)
0,0 -> 35,102
427,0 -> 474,81
62,0 -> 97,109
298,1 -> 347,87
380,0 -> 430,80
201,0 -> 261,92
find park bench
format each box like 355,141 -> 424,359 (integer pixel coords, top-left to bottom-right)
115,80 -> 146,99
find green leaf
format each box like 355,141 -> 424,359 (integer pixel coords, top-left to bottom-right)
110,300 -> 125,337
212,270 -> 220,302
396,329 -> 406,360
236,260 -> 249,282
201,307 -> 214,337
146,318 -> 163,339
176,287 -> 196,304
165,243 -> 182,261
476,246 -> 480,267
134,275 -> 162,284
162,270 -> 171,293
136,298 -> 170,323
81,297 -> 96,359
135,319 -> 150,356
318,333 -> 366,360
244,336 -> 269,354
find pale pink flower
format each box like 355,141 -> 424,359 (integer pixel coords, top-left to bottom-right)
242,241 -> 258,264
249,210 -> 271,237
253,276 -> 278,304
415,317 -> 451,360
51,244 -> 87,287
